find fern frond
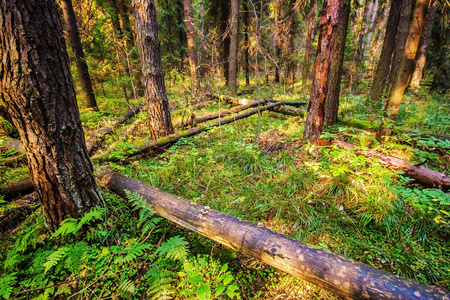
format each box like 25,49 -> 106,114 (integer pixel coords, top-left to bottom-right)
146,266 -> 175,300
53,219 -> 78,237
115,241 -> 153,265
156,236 -> 189,261
118,279 -> 135,294
77,207 -> 104,229
65,242 -> 88,273
125,190 -> 149,210
43,247 -> 67,273
0,273 -> 17,299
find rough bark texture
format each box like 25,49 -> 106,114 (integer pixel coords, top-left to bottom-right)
378,0 -> 430,139
101,171 -> 450,300
243,0 -> 250,86
302,0 -> 316,95
337,141 -> 450,190
304,0 -> 342,142
386,0 -> 414,96
409,0 -> 437,88
228,0 -> 240,95
183,0 -> 199,91
324,0 -> 351,125
60,0 -> 98,110
0,0 -> 102,230
132,0 -> 174,139
370,0 -> 403,101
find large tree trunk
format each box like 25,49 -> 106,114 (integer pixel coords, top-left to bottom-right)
302,0 -> 316,96
0,0 -> 102,230
370,0 -> 403,101
324,0 -> 351,125
409,0 -> 437,88
101,171 -> 450,300
304,0 -> 348,142
183,0 -> 199,91
133,0 -> 174,139
385,0 -> 414,96
60,0 -> 98,110
228,0 -> 240,95
378,0 -> 430,139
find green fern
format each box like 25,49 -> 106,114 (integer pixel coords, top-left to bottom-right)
77,206 -> 104,229
0,273 -> 16,299
115,241 -> 153,265
52,219 -> 78,237
43,247 -> 67,273
118,279 -> 135,299
146,266 -> 175,300
125,190 -> 150,210
156,236 -> 189,261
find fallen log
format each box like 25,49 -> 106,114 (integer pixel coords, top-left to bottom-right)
86,105 -> 142,155
271,105 -> 306,117
0,192 -> 37,236
100,171 -> 450,300
92,101 -> 283,163
0,155 -> 27,167
175,99 -> 269,128
337,141 -> 450,190
1,138 -> 25,154
1,178 -> 34,201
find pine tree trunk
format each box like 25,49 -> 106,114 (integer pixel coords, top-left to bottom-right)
302,0 -> 316,96
409,0 -> 437,88
228,0 -> 240,95
378,0 -> 430,139
60,0 -> 98,110
0,0 -> 102,230
243,0 -> 250,86
370,0 -> 403,101
304,0 -> 348,142
324,0 -> 351,125
183,0 -> 199,91
200,1 -> 207,77
385,0 -> 414,96
133,0 -> 174,139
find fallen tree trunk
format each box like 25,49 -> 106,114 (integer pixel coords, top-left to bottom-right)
0,192 -> 37,236
93,101 -> 283,163
337,141 -> 450,190
100,171 -> 450,300
175,99 -> 269,128
1,138 -> 25,154
1,178 -> 34,201
271,105 -> 306,117
86,105 -> 142,155
0,155 -> 27,167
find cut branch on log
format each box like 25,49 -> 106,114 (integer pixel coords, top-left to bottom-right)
100,171 -> 450,300
86,105 -> 142,155
92,101 -> 283,163
337,141 -> 450,190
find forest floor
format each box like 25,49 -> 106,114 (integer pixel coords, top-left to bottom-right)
1,76 -> 449,299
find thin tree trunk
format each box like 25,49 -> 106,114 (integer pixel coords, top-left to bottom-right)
183,0 -> 199,91
60,0 -> 98,110
133,0 -> 174,139
0,0 -> 102,230
304,0 -> 349,142
409,0 -> 437,88
200,1 -> 206,77
324,0 -> 351,125
243,0 -> 250,86
385,0 -> 414,96
378,0 -> 431,139
302,0 -> 316,96
370,0 -> 403,101
228,0 -> 240,95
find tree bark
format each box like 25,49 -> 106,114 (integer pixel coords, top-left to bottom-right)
228,0 -> 240,95
324,0 -> 351,125
385,0 -> 414,96
378,0 -> 430,139
370,0 -> 403,101
0,0 -> 102,230
302,0 -> 316,96
183,0 -> 199,91
409,0 -> 437,88
100,171 -> 450,300
60,0 -> 98,110
304,0 -> 347,142
243,0 -> 251,86
132,0 -> 174,139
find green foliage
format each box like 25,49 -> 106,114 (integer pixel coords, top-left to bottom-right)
0,273 -> 16,299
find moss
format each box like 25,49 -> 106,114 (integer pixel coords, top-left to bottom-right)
338,117 -> 379,131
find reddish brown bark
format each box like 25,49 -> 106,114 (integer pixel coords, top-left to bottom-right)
302,0 -> 317,95
0,0 -> 102,230
183,0 -> 199,91
133,0 -> 174,139
228,0 -> 240,95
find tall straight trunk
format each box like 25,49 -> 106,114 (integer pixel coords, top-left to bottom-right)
364,0 -> 379,54
228,0 -> 240,95
370,0 -> 403,101
106,0 -> 123,35
221,1 -> 231,84
200,1 -> 206,77
0,0 -> 102,230
60,0 -> 98,110
386,0 -> 414,95
304,0 -> 349,142
409,0 -> 437,88
302,0 -> 316,95
243,0 -> 250,86
183,0 -> 199,91
274,5 -> 281,84
378,0 -> 430,139
354,0 -> 371,61
133,0 -> 174,139
367,0 -> 390,77
117,0 -> 135,46
324,0 -> 351,125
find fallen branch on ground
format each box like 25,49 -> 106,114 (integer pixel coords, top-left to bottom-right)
0,193 -> 37,236
100,171 -> 450,300
271,105 -> 306,117
1,178 -> 34,201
